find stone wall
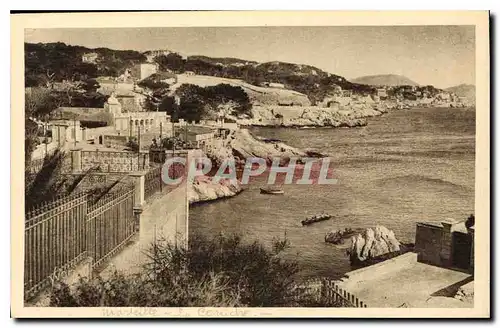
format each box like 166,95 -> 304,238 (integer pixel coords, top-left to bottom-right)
415,219 -> 473,272
79,150 -> 149,173
31,142 -> 58,160
415,222 -> 444,266
84,126 -> 116,141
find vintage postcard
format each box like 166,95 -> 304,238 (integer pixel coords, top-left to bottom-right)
11,11 -> 490,318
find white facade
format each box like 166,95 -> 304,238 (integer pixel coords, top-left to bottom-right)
82,52 -> 98,63
104,93 -> 171,132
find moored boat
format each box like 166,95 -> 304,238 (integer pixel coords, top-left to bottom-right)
301,214 -> 332,226
260,186 -> 284,195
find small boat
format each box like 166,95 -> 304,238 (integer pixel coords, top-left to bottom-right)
260,186 -> 284,195
261,138 -> 282,143
301,214 -> 332,226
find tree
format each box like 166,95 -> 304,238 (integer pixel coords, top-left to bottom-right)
204,84 -> 252,116
25,87 -> 56,118
155,53 -> 186,73
175,84 -> 208,122
69,79 -> 106,108
25,88 -> 58,165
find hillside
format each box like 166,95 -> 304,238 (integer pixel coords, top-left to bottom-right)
25,42 -> 145,87
445,84 -> 475,100
25,41 -> 376,103
351,74 -> 420,87
170,55 -> 375,102
171,74 -> 311,107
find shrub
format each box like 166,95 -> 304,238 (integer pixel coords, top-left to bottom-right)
49,234 -> 329,307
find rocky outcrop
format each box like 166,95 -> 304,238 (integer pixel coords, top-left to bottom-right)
237,103 -> 389,128
188,175 -> 243,204
325,228 -> 361,245
347,225 -> 401,263
230,129 -> 307,162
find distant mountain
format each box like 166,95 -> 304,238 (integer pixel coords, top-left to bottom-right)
351,74 -> 420,87
445,84 -> 475,100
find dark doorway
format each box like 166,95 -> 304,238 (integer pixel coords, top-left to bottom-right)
99,135 -> 103,144
452,232 -> 472,269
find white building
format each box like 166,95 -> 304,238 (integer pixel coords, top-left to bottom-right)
105,93 -> 171,132
82,52 -> 98,64
131,63 -> 158,80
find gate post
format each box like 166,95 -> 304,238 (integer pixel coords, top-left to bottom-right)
70,148 -> 82,173
130,171 -> 147,232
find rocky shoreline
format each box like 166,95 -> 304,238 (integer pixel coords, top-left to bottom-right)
236,102 -> 391,128
187,175 -> 243,204
189,101 -> 402,204
189,127 -> 316,204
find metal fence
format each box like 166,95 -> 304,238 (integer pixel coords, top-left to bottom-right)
321,279 -> 367,307
87,188 -> 136,268
298,278 -> 368,307
24,188 -> 136,299
144,150 -> 188,200
24,193 -> 88,297
144,166 -> 163,200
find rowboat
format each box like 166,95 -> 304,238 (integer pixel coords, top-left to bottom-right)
260,186 -> 284,195
301,214 -> 332,226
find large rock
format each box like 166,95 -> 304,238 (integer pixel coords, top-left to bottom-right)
188,175 -> 243,204
324,228 -> 360,245
230,128 -> 306,162
347,225 -> 401,262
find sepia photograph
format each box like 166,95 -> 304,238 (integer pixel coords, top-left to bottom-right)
10,11 -> 490,318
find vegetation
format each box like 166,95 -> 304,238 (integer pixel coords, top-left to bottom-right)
25,42 -> 145,86
155,53 -> 185,73
49,234 -> 331,307
173,83 -> 252,122
137,73 -> 175,112
25,42 -> 380,105
25,88 -> 57,163
26,42 -> 444,106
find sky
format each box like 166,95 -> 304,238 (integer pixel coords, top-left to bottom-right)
25,26 -> 475,89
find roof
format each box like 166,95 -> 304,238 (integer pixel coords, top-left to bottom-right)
416,221 -> 443,228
